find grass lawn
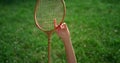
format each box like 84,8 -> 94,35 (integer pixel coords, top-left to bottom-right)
0,0 -> 120,63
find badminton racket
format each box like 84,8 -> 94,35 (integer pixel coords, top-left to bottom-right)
34,0 -> 66,63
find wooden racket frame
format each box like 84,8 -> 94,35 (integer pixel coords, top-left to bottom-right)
34,0 -> 66,63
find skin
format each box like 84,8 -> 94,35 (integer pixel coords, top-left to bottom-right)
54,19 -> 77,63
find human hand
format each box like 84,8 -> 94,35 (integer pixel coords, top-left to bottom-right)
54,19 -> 70,41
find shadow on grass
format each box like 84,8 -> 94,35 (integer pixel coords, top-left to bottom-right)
0,0 -> 33,5
101,0 -> 120,4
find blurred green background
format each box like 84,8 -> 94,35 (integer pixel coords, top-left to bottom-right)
0,0 -> 120,63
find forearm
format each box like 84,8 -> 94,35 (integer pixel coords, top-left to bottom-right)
62,38 -> 77,63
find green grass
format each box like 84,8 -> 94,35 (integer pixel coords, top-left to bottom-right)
0,0 -> 120,63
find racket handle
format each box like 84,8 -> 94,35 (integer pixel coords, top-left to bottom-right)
47,33 -> 52,63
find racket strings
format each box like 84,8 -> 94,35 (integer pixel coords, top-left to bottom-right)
36,0 -> 64,31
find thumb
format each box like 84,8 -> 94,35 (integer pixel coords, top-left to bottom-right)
54,18 -> 58,28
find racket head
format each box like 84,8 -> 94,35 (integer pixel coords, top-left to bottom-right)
34,0 -> 66,32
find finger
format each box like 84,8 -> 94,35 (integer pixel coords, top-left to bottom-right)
60,23 -> 65,29
62,23 -> 67,29
53,18 -> 58,28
